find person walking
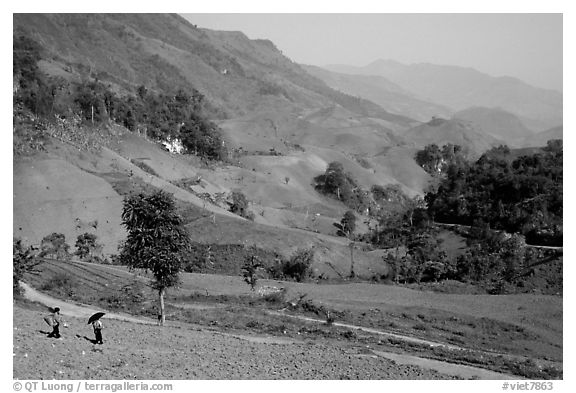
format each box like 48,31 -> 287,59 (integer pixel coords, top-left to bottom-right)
46,307 -> 62,338
92,319 -> 103,344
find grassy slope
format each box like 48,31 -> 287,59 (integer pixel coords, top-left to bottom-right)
14,134 -> 389,279
13,155 -> 125,255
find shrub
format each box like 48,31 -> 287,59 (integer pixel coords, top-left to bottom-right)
260,287 -> 287,304
41,273 -> 78,297
282,248 -> 314,282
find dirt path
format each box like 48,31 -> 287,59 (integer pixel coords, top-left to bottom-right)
270,310 -> 560,371
19,282 -> 155,325
269,310 -> 463,350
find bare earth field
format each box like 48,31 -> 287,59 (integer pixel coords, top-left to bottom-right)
13,304 -> 453,380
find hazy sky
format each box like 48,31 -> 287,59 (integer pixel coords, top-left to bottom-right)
182,14 -> 563,92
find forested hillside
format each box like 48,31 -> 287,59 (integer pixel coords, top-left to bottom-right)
424,142 -> 562,246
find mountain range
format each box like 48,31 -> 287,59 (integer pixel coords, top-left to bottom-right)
13,14 -> 563,268
326,59 -> 562,132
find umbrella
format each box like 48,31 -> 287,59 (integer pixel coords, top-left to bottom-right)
87,312 -> 106,325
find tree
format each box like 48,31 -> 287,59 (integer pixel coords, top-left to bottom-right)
319,162 -> 351,200
13,238 -> 41,297
40,233 -> 70,260
179,114 -> 227,160
415,144 -> 443,174
241,252 -> 262,291
119,191 -> 191,326
75,233 -> 99,260
314,162 -> 369,212
340,210 -> 357,238
229,190 -> 254,220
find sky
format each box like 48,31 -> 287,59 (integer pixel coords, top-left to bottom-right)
182,13 -> 563,92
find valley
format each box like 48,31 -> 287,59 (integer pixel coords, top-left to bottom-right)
12,13 -> 562,381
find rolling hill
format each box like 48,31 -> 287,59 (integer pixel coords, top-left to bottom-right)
453,106 -> 534,147
523,126 -> 563,148
402,117 -> 502,157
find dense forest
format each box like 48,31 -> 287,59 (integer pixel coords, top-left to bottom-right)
13,33 -> 227,160
421,142 -> 562,246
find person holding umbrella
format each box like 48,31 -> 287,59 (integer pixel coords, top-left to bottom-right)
88,312 -> 105,344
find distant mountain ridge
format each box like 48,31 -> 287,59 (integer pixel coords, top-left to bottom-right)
326,59 -> 562,131
301,64 -> 452,122
453,106 -> 534,147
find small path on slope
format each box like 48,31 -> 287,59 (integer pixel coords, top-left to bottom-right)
19,282 -> 155,325
269,310 -> 463,350
269,310 -> 560,374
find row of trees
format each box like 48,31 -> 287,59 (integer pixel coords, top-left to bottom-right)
37,232 -> 102,261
